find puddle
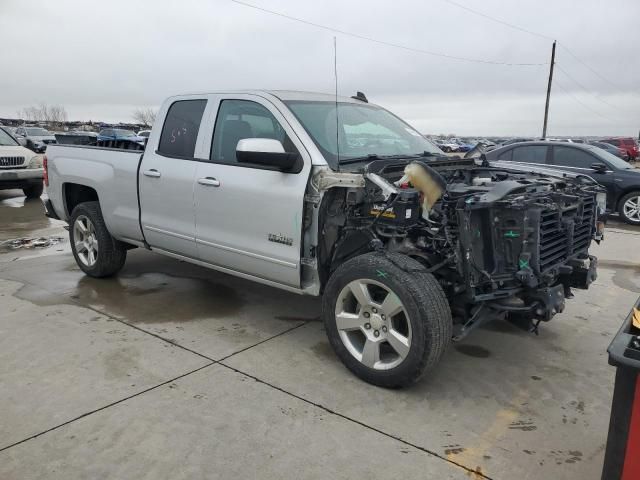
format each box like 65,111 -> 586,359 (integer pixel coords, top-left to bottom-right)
0,194 -> 55,241
596,260 -> 640,293
68,272 -> 245,323
0,236 -> 65,251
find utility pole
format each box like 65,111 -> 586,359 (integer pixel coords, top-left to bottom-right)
542,40 -> 556,139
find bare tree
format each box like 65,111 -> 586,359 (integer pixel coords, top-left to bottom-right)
132,108 -> 157,127
17,103 -> 68,128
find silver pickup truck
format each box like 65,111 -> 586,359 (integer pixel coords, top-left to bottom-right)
45,90 -> 605,387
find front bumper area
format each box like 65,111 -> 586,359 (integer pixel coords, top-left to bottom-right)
491,255 -> 597,322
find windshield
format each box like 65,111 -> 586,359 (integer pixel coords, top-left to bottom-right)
26,127 -> 50,136
115,129 -> 136,137
0,128 -> 19,146
589,145 -> 633,169
285,101 -> 442,167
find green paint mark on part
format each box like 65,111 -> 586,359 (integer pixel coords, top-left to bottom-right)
519,259 -> 529,269
376,269 -> 389,279
504,230 -> 520,238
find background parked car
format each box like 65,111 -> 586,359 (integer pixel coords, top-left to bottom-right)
0,126 -> 44,198
589,140 -> 627,159
500,137 -> 534,147
600,137 -> 639,161
485,141 -> 640,224
14,126 -> 57,153
97,128 -> 146,145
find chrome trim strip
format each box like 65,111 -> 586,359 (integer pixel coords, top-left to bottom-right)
144,225 -> 194,241
196,238 -> 298,269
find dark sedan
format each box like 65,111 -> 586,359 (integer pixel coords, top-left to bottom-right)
485,141 -> 640,224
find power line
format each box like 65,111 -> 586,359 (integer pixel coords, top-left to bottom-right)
556,42 -> 624,90
437,0 -> 624,90
553,78 -> 614,123
439,0 -> 554,41
229,0 -> 547,66
555,64 -> 618,110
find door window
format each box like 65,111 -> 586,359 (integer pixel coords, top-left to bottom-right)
511,146 -> 548,164
210,100 -> 297,165
553,147 -> 596,168
158,99 -> 207,158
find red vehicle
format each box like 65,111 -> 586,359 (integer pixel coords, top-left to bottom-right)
601,137 -> 639,161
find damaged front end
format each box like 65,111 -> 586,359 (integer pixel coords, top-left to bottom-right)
314,156 -> 605,341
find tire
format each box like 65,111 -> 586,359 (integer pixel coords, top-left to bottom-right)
618,192 -> 640,225
22,182 -> 43,199
69,201 -> 127,277
322,252 -> 452,388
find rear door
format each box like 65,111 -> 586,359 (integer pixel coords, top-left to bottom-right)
193,94 -> 311,288
139,97 -> 207,258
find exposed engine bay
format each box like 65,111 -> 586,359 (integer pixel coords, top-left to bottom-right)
314,156 -> 605,340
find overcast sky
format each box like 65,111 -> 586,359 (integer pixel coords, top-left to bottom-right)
1,0 -> 638,136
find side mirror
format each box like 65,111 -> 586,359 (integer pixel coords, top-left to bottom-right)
17,137 -> 27,146
236,138 -> 300,172
591,162 -> 608,173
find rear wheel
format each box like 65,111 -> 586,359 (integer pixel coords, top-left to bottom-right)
70,201 -> 126,277
322,252 -> 452,388
619,192 -> 640,225
23,182 -> 43,199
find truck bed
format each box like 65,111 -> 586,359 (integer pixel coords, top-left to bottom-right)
46,145 -> 145,244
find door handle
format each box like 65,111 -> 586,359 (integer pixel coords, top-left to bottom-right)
198,177 -> 220,187
143,169 -> 161,178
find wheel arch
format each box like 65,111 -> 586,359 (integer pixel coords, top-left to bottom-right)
63,183 -> 99,218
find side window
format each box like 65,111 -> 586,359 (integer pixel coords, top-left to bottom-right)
497,149 -> 512,161
553,147 -> 596,168
511,146 -> 547,164
158,99 -> 207,158
210,99 -> 298,165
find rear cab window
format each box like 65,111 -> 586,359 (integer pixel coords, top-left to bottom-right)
158,99 -> 207,158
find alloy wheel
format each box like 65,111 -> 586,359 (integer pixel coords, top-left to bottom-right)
334,279 -> 412,370
73,215 -> 99,267
623,196 -> 640,222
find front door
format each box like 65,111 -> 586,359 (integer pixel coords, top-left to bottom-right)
193,95 -> 310,288
550,145 -> 617,207
139,98 -> 208,258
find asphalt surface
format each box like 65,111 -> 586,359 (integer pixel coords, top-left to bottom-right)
1,189 -> 639,479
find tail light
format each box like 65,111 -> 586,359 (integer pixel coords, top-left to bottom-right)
43,155 -> 49,186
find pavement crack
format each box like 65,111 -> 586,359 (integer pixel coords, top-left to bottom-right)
217,321 -> 309,362
0,362 -> 216,454
217,362 -> 494,480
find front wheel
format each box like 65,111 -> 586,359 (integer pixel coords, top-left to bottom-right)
322,253 -> 452,388
70,201 -> 127,277
619,192 -> 640,225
